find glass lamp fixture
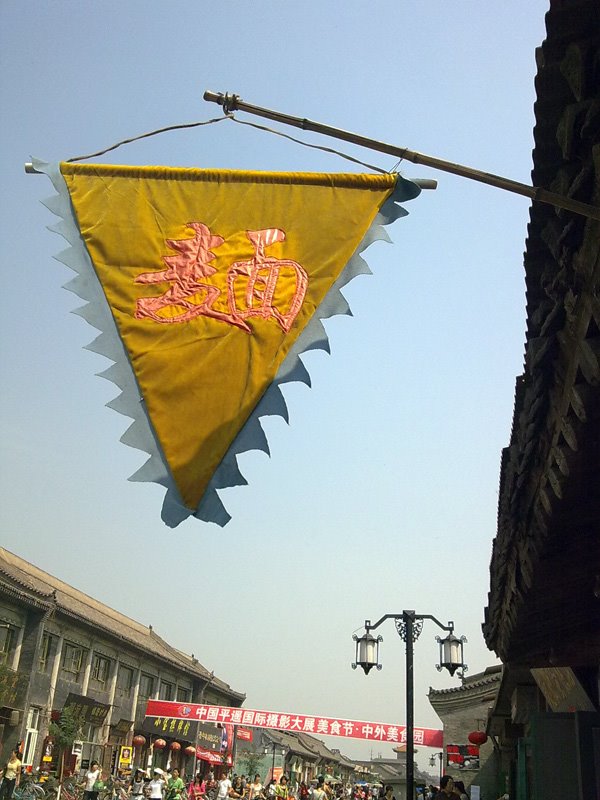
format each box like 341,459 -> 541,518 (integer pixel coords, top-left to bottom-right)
436,631 -> 467,676
352,630 -> 382,675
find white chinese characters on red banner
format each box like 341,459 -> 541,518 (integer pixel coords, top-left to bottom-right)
145,700 -> 443,748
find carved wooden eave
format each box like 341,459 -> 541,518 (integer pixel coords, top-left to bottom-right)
482,0 -> 600,668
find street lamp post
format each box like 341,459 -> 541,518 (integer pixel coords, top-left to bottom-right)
264,740 -> 285,783
352,610 -> 466,800
429,752 -> 443,785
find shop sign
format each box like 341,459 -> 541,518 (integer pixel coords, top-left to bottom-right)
141,715 -> 198,741
39,736 -> 58,773
531,667 -> 596,712
64,692 -> 110,725
446,744 -> 480,770
237,728 -> 253,742
113,719 -> 134,734
118,746 -> 133,770
197,722 -> 221,751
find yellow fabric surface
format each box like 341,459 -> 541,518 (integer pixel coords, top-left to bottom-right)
60,163 -> 396,509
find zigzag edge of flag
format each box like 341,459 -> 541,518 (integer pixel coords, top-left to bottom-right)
34,158 -> 421,528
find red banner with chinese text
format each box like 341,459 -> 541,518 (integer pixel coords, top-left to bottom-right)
145,700 -> 442,748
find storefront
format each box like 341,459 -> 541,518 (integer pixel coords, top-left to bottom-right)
55,694 -> 111,775
136,716 -> 230,776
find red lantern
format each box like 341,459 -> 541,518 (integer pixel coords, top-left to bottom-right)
154,738 -> 167,750
468,730 -> 488,746
170,742 -> 181,751
133,735 -> 146,748
184,746 -> 196,757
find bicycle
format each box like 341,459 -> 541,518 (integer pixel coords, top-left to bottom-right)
98,776 -> 129,800
13,778 -> 45,800
59,778 -> 84,800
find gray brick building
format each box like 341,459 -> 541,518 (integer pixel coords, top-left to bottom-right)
0,548 -> 244,776
428,666 -> 501,797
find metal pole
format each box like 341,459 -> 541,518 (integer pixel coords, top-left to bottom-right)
203,90 -> 600,222
404,611 -> 414,800
272,743 -> 276,782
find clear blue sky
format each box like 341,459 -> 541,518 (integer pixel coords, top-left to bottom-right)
1,0 -> 548,777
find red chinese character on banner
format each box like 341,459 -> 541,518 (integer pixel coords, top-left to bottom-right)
134,223 -> 307,334
227,228 -> 308,333
135,223 -> 249,331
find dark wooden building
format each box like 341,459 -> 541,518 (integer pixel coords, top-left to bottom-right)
482,1 -> 600,798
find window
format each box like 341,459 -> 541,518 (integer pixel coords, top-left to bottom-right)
38,633 -> 52,672
159,681 -> 173,701
176,686 -> 191,702
0,626 -> 15,666
91,655 -> 111,686
139,674 -> 155,699
117,666 -> 134,698
23,708 -> 41,767
62,643 -> 84,678
82,722 -> 104,742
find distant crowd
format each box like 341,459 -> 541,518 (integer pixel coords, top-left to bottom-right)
0,752 -> 509,800
78,765 -> 502,800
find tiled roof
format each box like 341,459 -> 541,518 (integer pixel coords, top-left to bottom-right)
0,547 -> 244,700
295,732 -> 342,763
263,729 -> 318,760
428,666 -> 502,697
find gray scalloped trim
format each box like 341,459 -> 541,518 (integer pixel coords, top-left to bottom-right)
38,161 -> 420,528
35,159 -> 188,523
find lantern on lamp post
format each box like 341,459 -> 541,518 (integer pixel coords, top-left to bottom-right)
429,752 -> 443,784
436,632 -> 467,677
352,631 -> 382,675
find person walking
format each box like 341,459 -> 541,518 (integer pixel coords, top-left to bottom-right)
0,750 -> 22,800
274,777 -> 288,800
216,773 -> 232,800
82,761 -> 102,800
310,779 -> 326,800
149,769 -> 168,800
247,775 -> 263,800
453,781 -> 468,800
204,775 -> 218,800
434,777 -> 455,799
130,769 -> 147,799
188,774 -> 206,800
166,770 -> 185,800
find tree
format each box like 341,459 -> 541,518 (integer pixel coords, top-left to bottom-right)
48,706 -> 83,780
237,749 -> 265,779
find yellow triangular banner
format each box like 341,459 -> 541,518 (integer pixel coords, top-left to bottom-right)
61,163 -> 397,509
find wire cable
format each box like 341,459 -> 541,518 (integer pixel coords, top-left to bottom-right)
64,113 -> 391,174
226,115 -> 390,174
65,116 -> 231,163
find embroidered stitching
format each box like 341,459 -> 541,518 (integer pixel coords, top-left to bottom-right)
134,223 -> 307,334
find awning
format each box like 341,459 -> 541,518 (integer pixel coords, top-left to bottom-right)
195,746 -> 223,765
